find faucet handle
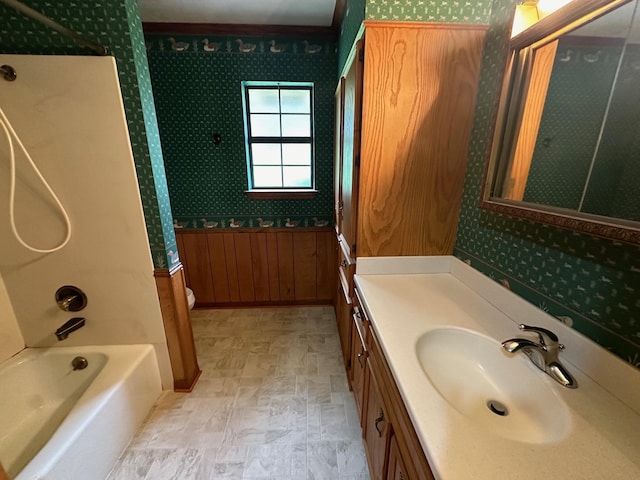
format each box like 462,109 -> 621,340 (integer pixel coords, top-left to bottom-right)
519,324 -> 559,347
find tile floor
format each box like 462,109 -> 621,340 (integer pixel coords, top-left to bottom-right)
107,306 -> 370,480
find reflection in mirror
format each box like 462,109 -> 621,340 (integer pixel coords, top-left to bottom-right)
484,0 -> 640,243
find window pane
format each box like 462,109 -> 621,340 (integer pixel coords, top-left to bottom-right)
252,144 -> 282,165
282,144 -> 311,165
280,90 -> 310,113
250,114 -> 281,136
254,166 -> 283,187
281,114 -> 310,137
283,166 -> 311,187
248,89 -> 279,113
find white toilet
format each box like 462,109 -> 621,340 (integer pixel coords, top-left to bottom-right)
186,287 -> 195,310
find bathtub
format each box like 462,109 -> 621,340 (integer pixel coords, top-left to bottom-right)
0,345 -> 162,480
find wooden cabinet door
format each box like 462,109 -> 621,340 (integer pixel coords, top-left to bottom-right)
387,434 -> 409,480
339,39 -> 364,260
358,24 -> 486,257
334,77 -> 345,234
350,305 -> 367,426
336,281 -> 352,373
364,357 -> 391,480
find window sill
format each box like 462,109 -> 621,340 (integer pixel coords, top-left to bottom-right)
244,189 -> 318,200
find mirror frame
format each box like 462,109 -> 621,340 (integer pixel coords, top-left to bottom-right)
480,0 -> 640,245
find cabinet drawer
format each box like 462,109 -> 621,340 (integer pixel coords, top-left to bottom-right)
338,237 -> 356,298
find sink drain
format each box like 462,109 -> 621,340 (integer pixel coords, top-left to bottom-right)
487,400 -> 508,416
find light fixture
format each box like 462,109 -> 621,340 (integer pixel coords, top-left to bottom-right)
512,0 -> 576,37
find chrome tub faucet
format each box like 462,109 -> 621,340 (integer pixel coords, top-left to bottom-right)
502,324 -> 577,388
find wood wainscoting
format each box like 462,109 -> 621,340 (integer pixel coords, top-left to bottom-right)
154,264 -> 201,391
175,228 -> 337,307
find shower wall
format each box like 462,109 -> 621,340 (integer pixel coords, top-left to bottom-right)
0,271 -> 22,363
0,54 -> 172,387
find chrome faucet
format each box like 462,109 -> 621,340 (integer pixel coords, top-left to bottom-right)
55,317 -> 86,341
502,324 -> 577,388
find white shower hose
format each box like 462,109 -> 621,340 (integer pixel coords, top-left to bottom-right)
0,105 -> 71,253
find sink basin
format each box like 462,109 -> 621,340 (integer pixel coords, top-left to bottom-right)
415,327 -> 571,444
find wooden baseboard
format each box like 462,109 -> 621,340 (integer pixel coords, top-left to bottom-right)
154,264 -> 201,392
193,300 -> 334,309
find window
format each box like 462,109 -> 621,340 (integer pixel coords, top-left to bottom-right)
242,82 -> 315,197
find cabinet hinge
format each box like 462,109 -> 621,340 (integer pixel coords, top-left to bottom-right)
355,154 -> 361,167
351,243 -> 356,256
359,48 -> 365,62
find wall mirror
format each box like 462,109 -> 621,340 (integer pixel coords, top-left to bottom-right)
482,0 -> 640,244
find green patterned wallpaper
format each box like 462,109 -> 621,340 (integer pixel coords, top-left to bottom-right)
338,0 -> 366,74
145,34 -> 337,230
454,0 -> 640,368
0,0 -> 177,269
365,0 -> 492,23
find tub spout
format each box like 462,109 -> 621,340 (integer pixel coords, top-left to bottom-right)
55,317 -> 85,341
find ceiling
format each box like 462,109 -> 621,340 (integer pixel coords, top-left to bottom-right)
137,0 -> 339,26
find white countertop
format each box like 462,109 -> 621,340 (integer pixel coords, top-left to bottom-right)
354,256 -> 640,480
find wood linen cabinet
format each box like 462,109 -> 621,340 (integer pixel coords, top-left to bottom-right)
333,20 -> 487,480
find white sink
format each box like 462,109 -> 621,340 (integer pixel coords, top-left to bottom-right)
415,327 -> 572,444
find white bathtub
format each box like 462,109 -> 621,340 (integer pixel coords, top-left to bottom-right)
0,345 -> 162,480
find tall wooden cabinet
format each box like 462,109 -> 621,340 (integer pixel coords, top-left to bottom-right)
333,20 -> 487,480
335,21 -> 486,261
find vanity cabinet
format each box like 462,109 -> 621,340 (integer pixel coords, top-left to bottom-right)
336,279 -> 352,372
388,434 -> 410,480
350,295 -> 369,425
363,356 -> 391,480
355,288 -> 435,480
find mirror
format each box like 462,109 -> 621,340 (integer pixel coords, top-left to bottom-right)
482,0 -> 640,244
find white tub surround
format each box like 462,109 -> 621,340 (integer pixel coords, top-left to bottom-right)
355,256 -> 640,480
0,272 -> 23,362
0,55 -> 172,388
0,345 -> 161,480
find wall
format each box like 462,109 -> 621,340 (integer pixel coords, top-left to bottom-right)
0,54 -> 172,387
0,272 -> 23,363
365,0 -> 492,23
338,0 -> 493,75
454,0 -> 640,368
145,33 -> 337,229
338,0 -> 366,74
0,0 -> 177,269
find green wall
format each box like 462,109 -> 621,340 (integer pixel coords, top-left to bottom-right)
365,0 -> 492,23
338,0 -> 493,75
0,0 -> 177,269
145,34 -> 336,229
454,0 -> 640,368
338,0 -> 366,74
